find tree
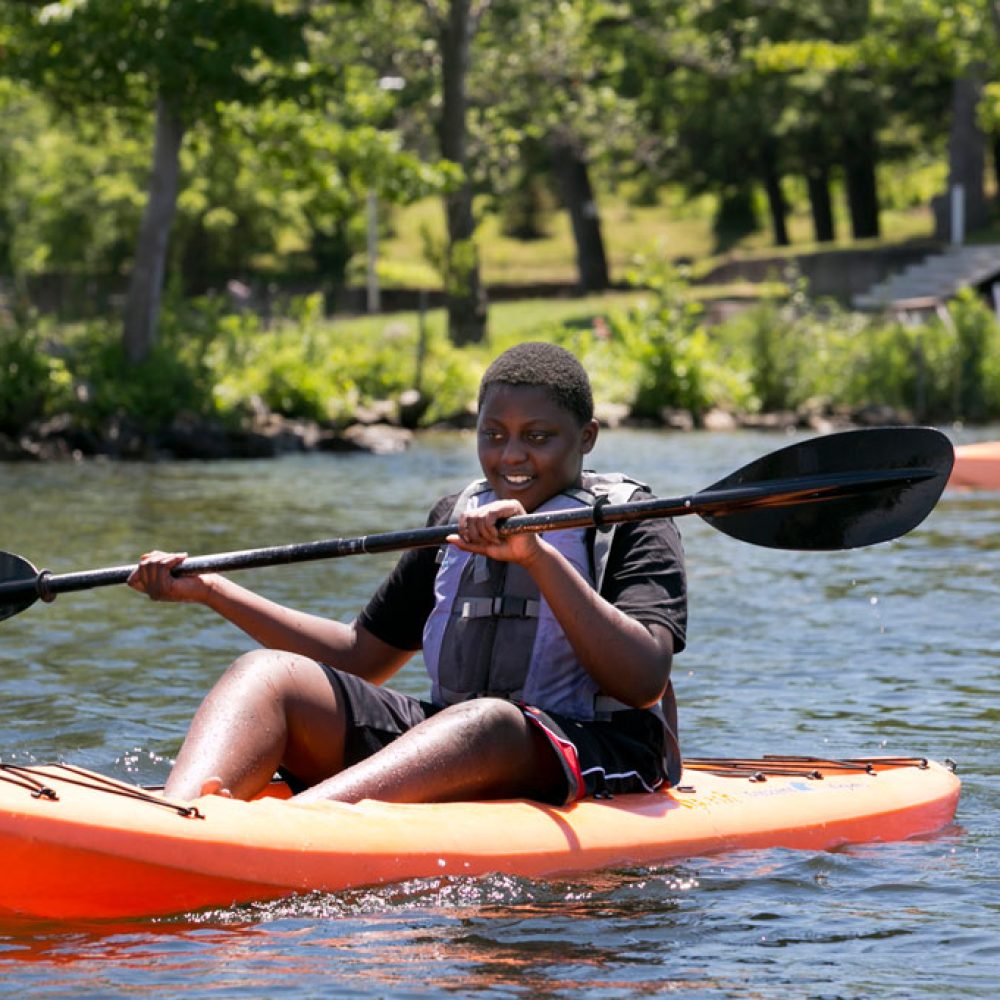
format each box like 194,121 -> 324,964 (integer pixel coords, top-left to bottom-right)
748,4 -> 894,243
209,97 -> 452,305
851,0 -> 994,240
610,0 -> 800,250
472,0 -> 630,291
426,0 -> 490,345
5,0 -> 308,361
614,0 -> 954,248
326,0 -> 490,345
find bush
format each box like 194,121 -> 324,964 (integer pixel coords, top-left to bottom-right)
0,314 -> 71,433
612,262 -> 716,420
945,290 -> 1000,422
209,293 -> 481,426
8,278 -> 1000,448
65,321 -> 219,433
841,317 -> 952,419
839,295 -> 1000,422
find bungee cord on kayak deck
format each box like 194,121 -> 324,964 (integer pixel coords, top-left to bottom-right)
0,756 -> 948,804
0,763 -> 204,818
681,755 -> 949,781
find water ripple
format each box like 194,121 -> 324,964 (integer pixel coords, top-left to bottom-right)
2,428 -> 998,997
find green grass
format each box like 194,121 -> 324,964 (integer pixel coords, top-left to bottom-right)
376,187 -> 938,290
325,290 -> 651,344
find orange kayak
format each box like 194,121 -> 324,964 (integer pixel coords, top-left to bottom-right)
949,440 -> 1000,490
0,756 -> 959,921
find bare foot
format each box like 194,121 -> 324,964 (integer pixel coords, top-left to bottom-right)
199,776 -> 233,798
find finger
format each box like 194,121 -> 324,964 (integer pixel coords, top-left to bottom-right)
146,551 -> 187,568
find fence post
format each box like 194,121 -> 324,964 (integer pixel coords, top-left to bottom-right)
950,184 -> 965,246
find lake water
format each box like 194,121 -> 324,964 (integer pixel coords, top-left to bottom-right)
1,427 -> 998,998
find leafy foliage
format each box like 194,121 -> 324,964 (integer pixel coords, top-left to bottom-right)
6,276 -> 1000,443
609,261 -> 717,419
4,0 -> 309,116
0,313 -> 71,433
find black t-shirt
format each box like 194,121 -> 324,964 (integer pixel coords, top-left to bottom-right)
358,486 -> 688,654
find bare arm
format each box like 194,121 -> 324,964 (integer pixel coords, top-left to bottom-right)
520,540 -> 672,707
127,551 -> 410,685
452,504 -> 673,708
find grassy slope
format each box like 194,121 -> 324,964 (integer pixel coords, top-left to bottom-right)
325,290 -> 649,346
329,190 -> 937,341
372,190 -> 937,289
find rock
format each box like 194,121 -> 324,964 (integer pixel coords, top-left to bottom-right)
430,403 -> 478,430
804,413 -> 838,434
223,431 -> 282,459
852,403 -> 912,426
100,414 -> 148,459
739,411 -> 798,431
0,433 -> 22,460
660,407 -> 696,432
18,434 -> 78,461
157,412 -> 234,460
252,412 -> 322,453
336,423 -> 413,454
398,389 -> 430,430
595,401 -> 629,429
701,408 -> 738,431
30,413 -> 101,456
353,400 -> 399,426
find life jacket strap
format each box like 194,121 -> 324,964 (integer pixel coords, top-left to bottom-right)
459,595 -> 542,619
593,694 -> 637,720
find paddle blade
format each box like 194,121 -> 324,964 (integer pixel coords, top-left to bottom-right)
0,552 -> 40,622
701,427 -> 954,550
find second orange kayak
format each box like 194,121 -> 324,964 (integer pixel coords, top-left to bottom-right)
949,440 -> 1000,490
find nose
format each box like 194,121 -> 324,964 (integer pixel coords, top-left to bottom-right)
500,437 -> 527,464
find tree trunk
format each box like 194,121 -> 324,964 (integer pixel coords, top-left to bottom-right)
806,165 -> 836,243
122,96 -> 186,364
310,223 -> 353,313
550,135 -> 609,291
437,0 -> 487,346
712,185 -> 758,252
943,75 -> 988,238
760,143 -> 789,247
993,135 -> 1000,211
843,129 -> 880,240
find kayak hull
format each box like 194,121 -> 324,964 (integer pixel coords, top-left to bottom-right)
949,440 -> 1000,490
0,757 -> 960,921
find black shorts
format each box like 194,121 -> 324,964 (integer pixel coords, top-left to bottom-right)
288,665 -> 675,807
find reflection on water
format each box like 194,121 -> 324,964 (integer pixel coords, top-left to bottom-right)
1,427 -> 999,997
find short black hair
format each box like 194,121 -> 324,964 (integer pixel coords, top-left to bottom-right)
478,341 -> 594,425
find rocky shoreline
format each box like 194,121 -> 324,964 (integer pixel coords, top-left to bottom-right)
0,393 -> 913,463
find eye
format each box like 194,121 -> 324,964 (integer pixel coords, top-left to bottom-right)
480,428 -> 504,442
525,430 -> 552,445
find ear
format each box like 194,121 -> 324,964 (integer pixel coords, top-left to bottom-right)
580,418 -> 599,455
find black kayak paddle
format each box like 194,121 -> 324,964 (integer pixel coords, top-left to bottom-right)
0,426 -> 954,624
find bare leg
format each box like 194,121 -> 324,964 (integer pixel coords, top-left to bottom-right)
163,649 -> 346,800
292,698 -> 565,805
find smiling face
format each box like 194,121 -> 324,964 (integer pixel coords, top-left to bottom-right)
476,383 -> 599,512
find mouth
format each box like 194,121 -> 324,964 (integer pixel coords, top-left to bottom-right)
500,472 -> 534,489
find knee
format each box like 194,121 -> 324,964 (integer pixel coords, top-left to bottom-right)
440,698 -> 526,741
221,649 -> 317,698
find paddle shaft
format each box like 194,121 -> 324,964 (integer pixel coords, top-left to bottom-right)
0,466 -> 934,607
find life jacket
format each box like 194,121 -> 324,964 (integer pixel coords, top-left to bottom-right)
421,472 -> 676,731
